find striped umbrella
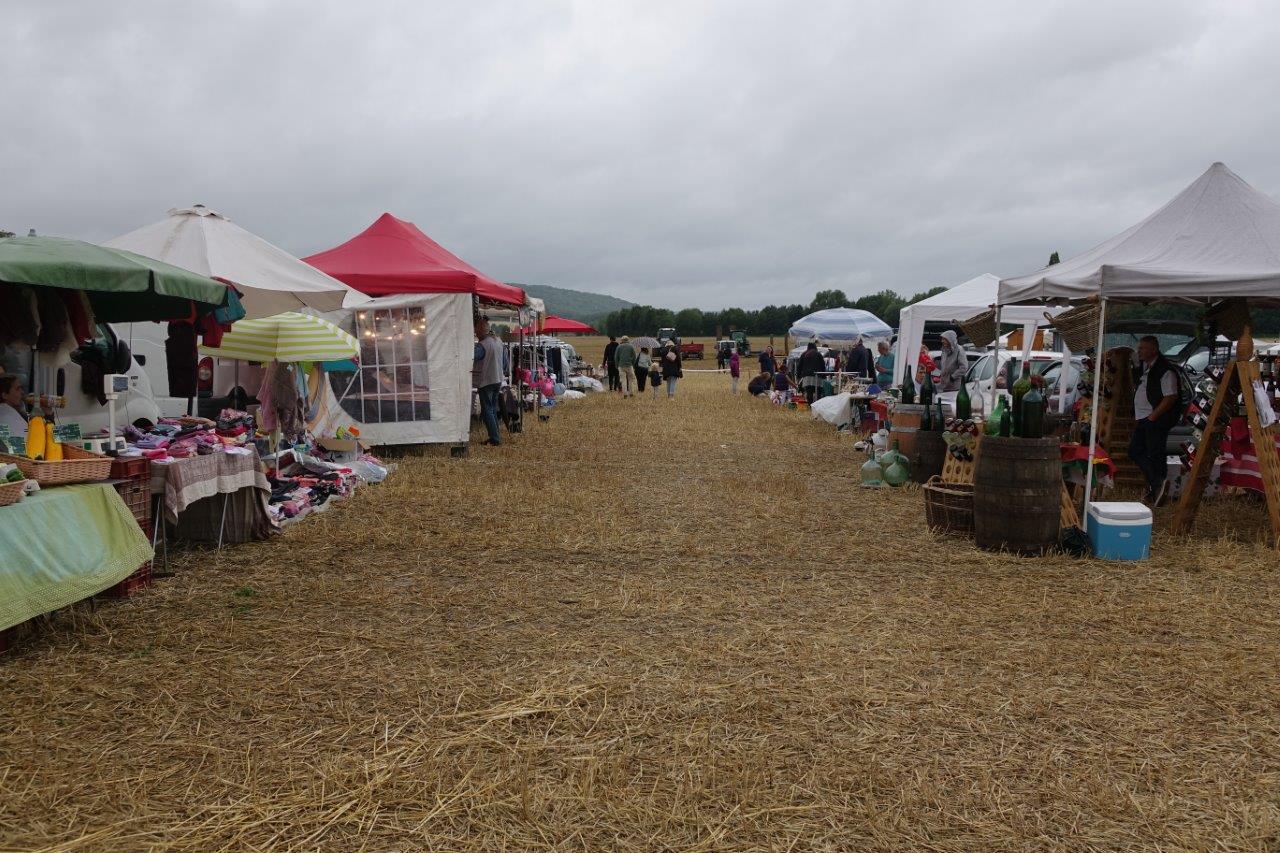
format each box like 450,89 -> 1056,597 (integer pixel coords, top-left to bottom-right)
198,311 -> 358,362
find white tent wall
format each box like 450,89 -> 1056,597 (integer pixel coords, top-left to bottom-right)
312,293 -> 473,446
895,273 -> 1058,381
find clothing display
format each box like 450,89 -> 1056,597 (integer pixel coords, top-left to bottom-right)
165,322 -> 199,397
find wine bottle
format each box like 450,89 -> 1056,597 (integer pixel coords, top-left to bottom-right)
900,366 -> 915,404
1011,361 -> 1032,437
919,365 -> 935,408
1021,384 -> 1045,438
955,380 -> 971,420
935,400 -> 945,431
985,394 -> 1006,436
999,405 -> 1011,437
921,403 -> 932,431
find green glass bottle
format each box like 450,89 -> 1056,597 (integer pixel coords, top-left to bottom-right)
1011,361 -> 1032,437
859,448 -> 882,487
921,402 -> 932,431
900,366 -> 915,404
882,440 -> 909,487
985,394 -> 1006,436
1021,384 -> 1045,439
919,366 -> 935,408
955,380 -> 972,420
935,400 -> 945,431
999,405 -> 1012,437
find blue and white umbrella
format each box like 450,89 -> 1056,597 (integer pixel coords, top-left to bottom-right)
788,307 -> 892,343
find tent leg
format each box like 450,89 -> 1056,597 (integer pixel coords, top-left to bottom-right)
988,301 -> 1001,416
1081,298 -> 1108,532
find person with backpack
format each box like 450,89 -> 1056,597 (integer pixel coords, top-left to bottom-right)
1130,335 -> 1181,507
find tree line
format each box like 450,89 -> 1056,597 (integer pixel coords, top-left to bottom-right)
600,287 -> 949,338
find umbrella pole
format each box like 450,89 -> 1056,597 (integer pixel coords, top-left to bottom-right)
1081,297 -> 1107,532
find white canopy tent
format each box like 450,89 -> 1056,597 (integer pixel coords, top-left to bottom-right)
999,163 -> 1280,307
108,205 -> 370,319
895,273 -> 1062,381
996,162 -> 1280,531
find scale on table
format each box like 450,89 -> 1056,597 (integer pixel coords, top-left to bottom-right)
83,374 -> 137,455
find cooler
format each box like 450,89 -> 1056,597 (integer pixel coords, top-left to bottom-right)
1086,501 -> 1152,560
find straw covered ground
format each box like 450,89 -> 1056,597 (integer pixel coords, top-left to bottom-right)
2,371 -> 1279,849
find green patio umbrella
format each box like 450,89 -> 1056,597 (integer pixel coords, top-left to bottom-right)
0,234 -> 229,322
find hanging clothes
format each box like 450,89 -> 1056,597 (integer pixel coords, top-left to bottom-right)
58,289 -> 95,344
34,287 -> 75,354
165,322 -> 199,397
0,286 -> 39,349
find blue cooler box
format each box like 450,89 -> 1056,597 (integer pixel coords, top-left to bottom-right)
1086,501 -> 1152,560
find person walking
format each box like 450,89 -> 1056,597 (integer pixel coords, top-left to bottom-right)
716,344 -> 726,372
615,335 -> 637,397
661,342 -> 683,398
729,349 -> 741,393
1130,335 -> 1180,506
635,347 -> 652,392
473,316 -> 505,446
797,340 -> 826,404
603,336 -> 620,392
845,336 -> 874,379
759,345 -> 777,375
937,330 -> 967,392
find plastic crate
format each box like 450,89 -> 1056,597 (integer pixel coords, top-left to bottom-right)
101,561 -> 153,599
109,456 -> 150,482
112,478 -> 151,527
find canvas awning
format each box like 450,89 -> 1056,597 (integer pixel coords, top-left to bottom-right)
197,312 -> 358,362
999,163 -> 1280,307
303,213 -> 525,307
525,316 -> 597,335
107,205 -> 368,320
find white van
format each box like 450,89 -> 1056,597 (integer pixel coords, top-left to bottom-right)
1,323 -> 161,437
116,321 -> 258,420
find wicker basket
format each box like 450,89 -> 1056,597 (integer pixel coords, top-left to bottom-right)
957,309 -> 997,348
923,475 -> 974,537
0,445 -> 113,486
1049,303 -> 1101,352
0,479 -> 27,507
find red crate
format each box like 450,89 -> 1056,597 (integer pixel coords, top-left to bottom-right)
109,457 -> 150,481
101,561 -> 153,599
112,478 -> 151,528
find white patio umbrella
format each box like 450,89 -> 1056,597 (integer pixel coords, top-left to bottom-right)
107,204 -> 369,319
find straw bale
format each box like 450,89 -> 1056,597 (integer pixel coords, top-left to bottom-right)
0,371 -> 1277,849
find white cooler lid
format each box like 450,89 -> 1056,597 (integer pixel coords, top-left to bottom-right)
1087,501 -> 1152,522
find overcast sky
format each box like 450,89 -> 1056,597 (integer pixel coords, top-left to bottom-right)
3,1 -> 1278,309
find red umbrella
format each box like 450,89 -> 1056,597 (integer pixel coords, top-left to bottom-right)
523,315 -> 598,335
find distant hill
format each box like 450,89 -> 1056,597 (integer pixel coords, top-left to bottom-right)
514,283 -> 634,326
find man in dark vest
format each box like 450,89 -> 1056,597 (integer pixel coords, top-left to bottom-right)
602,336 -> 620,392
1130,335 -> 1179,506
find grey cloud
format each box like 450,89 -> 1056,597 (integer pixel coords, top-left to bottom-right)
2,0 -> 1279,309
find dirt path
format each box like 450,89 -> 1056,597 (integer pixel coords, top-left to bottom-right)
2,372 -> 1278,849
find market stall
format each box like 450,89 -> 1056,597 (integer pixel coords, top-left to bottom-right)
997,162 -> 1280,547
302,213 -> 527,448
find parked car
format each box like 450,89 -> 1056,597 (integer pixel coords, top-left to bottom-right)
936,350 -> 1084,417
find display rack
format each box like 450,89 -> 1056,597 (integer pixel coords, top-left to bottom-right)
1171,328 -> 1280,546
1095,346 -> 1145,490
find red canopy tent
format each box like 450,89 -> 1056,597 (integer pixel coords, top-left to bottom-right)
522,315 -> 598,335
302,213 -> 525,306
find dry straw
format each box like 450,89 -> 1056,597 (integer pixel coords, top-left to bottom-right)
1,368 -> 1278,849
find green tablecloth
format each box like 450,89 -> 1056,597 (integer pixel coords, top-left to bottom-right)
0,483 -> 153,631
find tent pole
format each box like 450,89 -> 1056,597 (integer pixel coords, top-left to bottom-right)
1081,297 -> 1108,532
988,300 -> 1001,416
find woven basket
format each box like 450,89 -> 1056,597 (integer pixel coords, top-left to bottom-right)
923,475 -> 974,537
0,444 -> 113,486
957,309 -> 997,348
0,479 -> 26,507
1049,303 -> 1101,352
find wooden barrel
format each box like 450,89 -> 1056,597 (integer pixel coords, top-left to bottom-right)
973,436 -> 1061,556
889,404 -> 926,458
910,430 -> 946,483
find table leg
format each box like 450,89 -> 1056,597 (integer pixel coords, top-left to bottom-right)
217,491 -> 230,550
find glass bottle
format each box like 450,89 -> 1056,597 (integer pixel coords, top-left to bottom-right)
955,380 -> 971,420
1021,385 -> 1045,439
921,403 -> 932,431
919,366 -> 935,408
859,448 -> 882,487
999,405 -> 1012,437
985,394 -> 1006,436
900,366 -> 915,404
1011,361 -> 1032,437
935,400 -> 945,431
882,441 -> 909,487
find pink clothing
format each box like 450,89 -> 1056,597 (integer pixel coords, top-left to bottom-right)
729,353 -> 740,377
